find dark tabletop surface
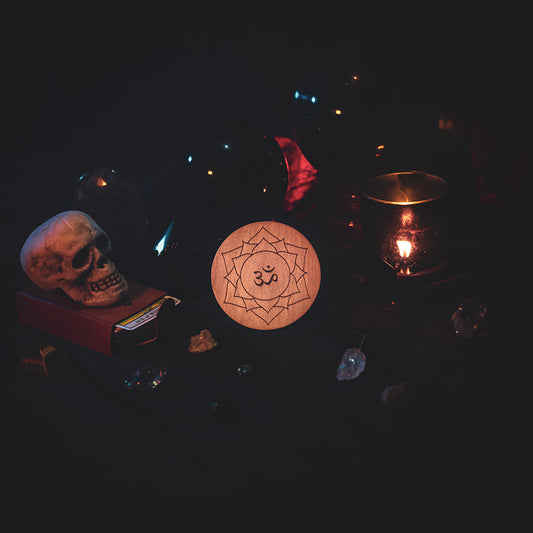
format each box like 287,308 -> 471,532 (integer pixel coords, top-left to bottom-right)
2,4 -> 531,532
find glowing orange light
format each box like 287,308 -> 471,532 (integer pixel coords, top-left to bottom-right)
207,170 -> 213,175
262,187 -> 267,194
400,209 -> 414,227
334,109 -> 342,115
438,117 -> 454,131
396,240 -> 412,258
376,144 -> 385,150
348,221 -> 355,227
352,75 -> 359,81
96,178 -> 107,187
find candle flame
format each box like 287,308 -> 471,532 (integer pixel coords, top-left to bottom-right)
96,178 -> 107,187
397,240 -> 412,258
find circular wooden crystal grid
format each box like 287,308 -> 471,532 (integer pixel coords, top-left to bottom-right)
211,221 -> 321,330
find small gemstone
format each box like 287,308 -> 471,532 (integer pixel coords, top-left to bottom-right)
236,364 -> 252,376
123,367 -> 168,390
187,329 -> 218,353
452,298 -> 486,338
336,348 -> 366,381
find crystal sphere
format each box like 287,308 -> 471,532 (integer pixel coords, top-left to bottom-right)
172,121 -> 289,253
73,166 -> 156,277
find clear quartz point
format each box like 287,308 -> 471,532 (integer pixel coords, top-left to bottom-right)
237,364 -> 252,376
336,348 -> 366,381
123,367 -> 168,390
452,298 -> 487,338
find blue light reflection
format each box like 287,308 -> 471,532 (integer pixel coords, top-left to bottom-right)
294,91 -> 317,103
154,217 -> 175,255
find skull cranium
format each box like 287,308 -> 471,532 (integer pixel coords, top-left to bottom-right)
20,210 -> 129,307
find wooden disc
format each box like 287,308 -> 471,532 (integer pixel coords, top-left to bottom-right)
211,221 -> 321,330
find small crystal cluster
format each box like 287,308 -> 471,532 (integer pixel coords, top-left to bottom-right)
187,329 -> 218,353
452,298 -> 487,338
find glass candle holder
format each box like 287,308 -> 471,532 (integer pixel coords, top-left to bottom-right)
361,171 -> 449,279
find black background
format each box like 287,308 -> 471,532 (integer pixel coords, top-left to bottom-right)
2,3 -> 531,532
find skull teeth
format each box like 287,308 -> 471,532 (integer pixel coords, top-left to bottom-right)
90,271 -> 122,292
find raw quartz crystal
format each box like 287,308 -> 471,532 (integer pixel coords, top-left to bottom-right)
336,348 -> 366,381
452,298 -> 487,338
187,329 -> 218,353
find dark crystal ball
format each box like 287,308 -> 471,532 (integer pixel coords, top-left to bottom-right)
171,121 -> 289,254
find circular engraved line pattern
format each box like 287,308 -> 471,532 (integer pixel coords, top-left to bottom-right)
220,226 -> 310,325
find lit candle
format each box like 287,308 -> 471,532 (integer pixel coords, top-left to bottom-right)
396,239 -> 412,275
396,239 -> 412,259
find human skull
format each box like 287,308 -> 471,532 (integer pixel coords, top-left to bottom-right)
20,211 -> 129,307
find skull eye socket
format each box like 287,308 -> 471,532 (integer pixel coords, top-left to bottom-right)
72,246 -> 91,269
72,235 -> 110,269
95,234 -> 110,251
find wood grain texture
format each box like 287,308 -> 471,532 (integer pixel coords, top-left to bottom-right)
211,221 -> 321,330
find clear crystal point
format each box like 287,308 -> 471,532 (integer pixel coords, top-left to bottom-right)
452,298 -> 486,338
336,348 -> 366,381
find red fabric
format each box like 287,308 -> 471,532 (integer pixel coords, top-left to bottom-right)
275,137 -> 319,212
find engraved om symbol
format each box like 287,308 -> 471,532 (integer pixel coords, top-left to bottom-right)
253,265 -> 278,286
